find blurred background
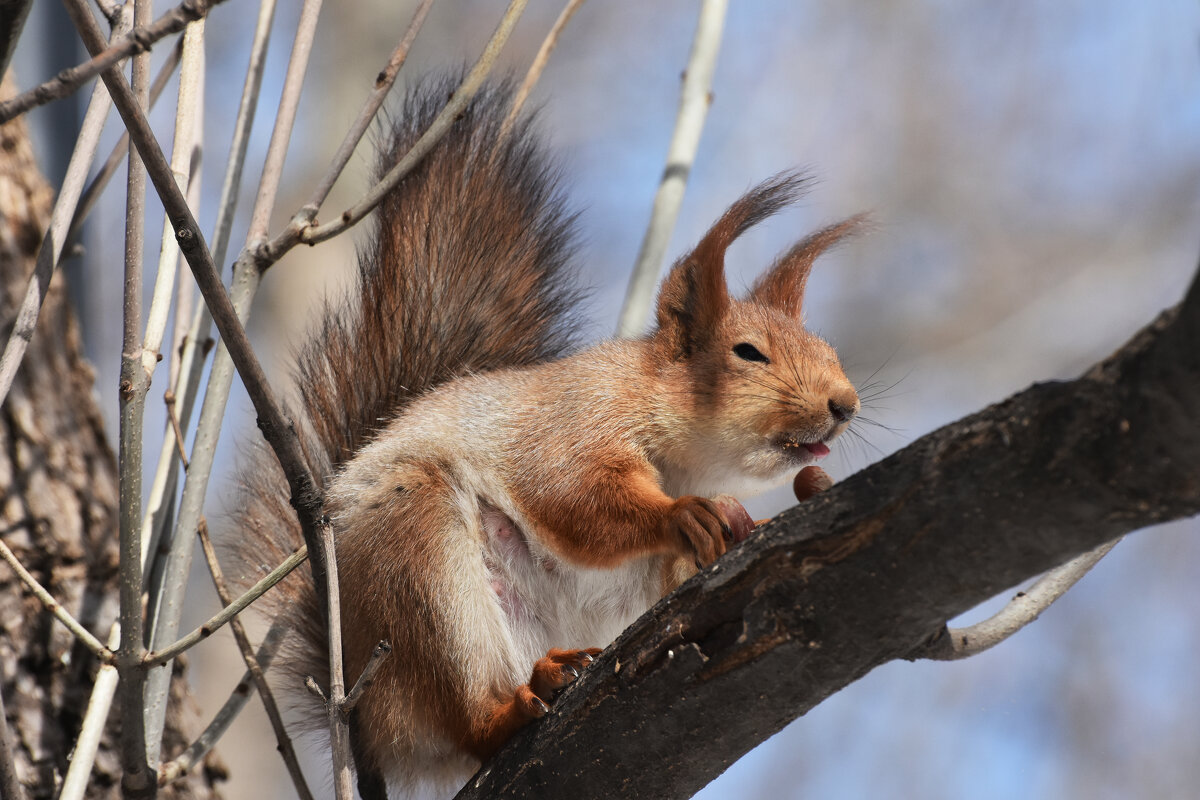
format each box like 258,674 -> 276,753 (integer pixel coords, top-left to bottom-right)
12,0 -> 1200,798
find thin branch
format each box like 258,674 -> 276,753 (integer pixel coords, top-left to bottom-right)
137,0 -> 275,640
195,519 -> 316,800
319,516 -> 354,800
288,0 -> 528,250
207,0 -> 277,273
140,0 -> 315,753
0,0 -> 229,124
922,538 -> 1122,660
93,0 -> 123,23
142,18 -> 205,378
342,641 -> 393,713
64,34 -> 185,256
0,536 -> 112,662
0,47 -> 117,407
58,627 -> 121,800
496,0 -> 587,145
115,0 -> 153,788
139,16 -> 206,761
157,621 -> 289,786
0,680 -> 26,800
63,0 -> 327,605
615,0 -> 728,337
142,545 -> 308,668
245,0 -> 325,245
163,395 -> 315,800
295,0 -> 434,223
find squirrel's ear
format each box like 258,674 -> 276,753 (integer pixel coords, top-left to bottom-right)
655,173 -> 810,356
749,215 -> 866,319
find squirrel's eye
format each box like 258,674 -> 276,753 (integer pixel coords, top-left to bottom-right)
732,343 -> 770,364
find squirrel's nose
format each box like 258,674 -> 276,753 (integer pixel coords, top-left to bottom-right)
828,394 -> 859,424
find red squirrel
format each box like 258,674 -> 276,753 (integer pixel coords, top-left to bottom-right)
229,77 -> 860,798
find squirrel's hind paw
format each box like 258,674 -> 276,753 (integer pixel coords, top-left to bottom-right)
530,647 -> 602,704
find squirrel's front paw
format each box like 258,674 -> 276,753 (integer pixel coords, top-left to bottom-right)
663,495 -> 732,567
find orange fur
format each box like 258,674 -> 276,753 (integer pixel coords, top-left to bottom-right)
228,79 -> 864,798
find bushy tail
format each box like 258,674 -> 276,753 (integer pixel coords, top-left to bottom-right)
226,76 -> 581,708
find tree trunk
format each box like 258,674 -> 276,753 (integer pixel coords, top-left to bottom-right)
0,75 -> 223,800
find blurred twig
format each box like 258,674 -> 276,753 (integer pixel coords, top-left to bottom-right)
64,35 -> 185,254
616,0 -> 728,337
157,622 -> 289,786
0,681 -> 25,800
922,538 -> 1122,660
496,0 -> 587,144
0,537 -> 113,661
0,0 -> 229,123
114,0 -> 153,789
0,38 -> 120,406
291,0 -> 528,249
296,0 -> 435,223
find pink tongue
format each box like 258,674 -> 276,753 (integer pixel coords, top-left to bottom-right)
803,441 -> 830,459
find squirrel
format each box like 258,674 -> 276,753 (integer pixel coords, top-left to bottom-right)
228,76 -> 861,798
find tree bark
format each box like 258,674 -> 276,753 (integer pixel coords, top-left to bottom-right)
458,265 -> 1200,799
0,76 -> 223,800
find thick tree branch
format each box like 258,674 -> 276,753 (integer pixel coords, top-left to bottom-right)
458,263 -> 1200,799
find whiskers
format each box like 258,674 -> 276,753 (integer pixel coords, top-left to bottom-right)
832,363 -> 909,469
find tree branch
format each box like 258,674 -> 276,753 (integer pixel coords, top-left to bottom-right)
0,0 -> 228,124
457,263 -> 1200,799
0,537 -> 113,662
922,537 -> 1121,660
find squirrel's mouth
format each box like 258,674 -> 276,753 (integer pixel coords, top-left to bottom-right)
773,433 -> 830,462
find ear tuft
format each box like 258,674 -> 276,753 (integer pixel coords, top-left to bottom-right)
749,213 -> 868,318
655,172 -> 812,357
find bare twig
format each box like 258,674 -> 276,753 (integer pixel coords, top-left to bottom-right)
0,44 -> 118,407
245,0 -> 324,245
295,0 -> 434,223
140,0 -> 275,671
141,0 -> 317,755
64,35 -> 185,255
0,537 -> 112,661
157,621 -> 289,786
343,641 -> 393,713
138,15 -> 207,763
319,517 -> 354,800
289,0 -> 528,250
615,0 -> 728,337
0,680 -> 26,800
496,0 -> 587,144
142,545 -> 308,668
160,391 -> 315,799
143,19 -> 205,379
63,0 -> 327,600
305,676 -> 326,702
59,627 -> 121,800
0,0 -> 229,124
195,519 -> 316,800
115,0 -> 153,788
151,0 -> 276,652
923,538 -> 1122,660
